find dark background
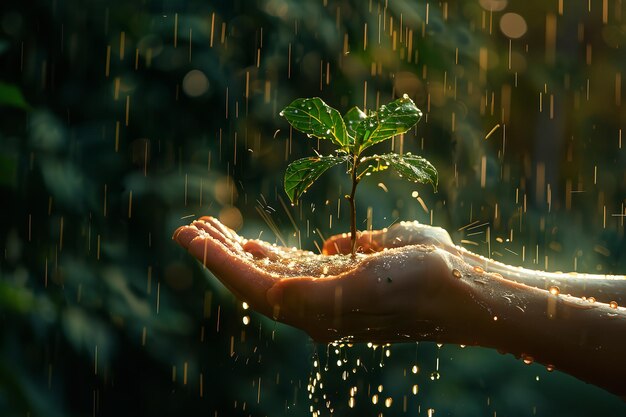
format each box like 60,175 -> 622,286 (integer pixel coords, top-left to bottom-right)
1,0 -> 625,416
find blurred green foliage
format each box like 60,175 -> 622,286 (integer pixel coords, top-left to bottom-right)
0,0 -> 625,416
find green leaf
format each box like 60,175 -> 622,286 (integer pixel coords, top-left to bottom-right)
343,106 -> 367,142
0,82 -> 30,110
360,153 -> 438,190
355,95 -> 422,153
284,155 -> 349,203
280,97 -> 348,148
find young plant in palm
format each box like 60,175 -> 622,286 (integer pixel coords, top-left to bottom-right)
280,95 -> 437,257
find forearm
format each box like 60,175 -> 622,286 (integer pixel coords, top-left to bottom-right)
452,245 -> 626,305
446,255 -> 626,398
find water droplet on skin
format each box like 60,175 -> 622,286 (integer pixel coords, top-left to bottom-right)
549,286 -> 560,296
587,296 -> 596,303
610,300 -> 619,309
452,268 -> 462,279
546,364 -> 555,372
522,354 -> 534,365
473,266 -> 484,274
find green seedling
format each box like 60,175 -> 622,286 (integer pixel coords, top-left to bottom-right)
280,94 -> 437,257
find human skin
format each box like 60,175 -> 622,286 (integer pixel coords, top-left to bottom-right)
173,217 -> 626,398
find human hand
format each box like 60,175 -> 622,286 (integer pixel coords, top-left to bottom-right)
173,217 -> 463,343
322,220 -> 457,255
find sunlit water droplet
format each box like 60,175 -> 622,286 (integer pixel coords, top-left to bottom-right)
452,268 -> 462,279
348,397 -> 355,408
549,286 -> 560,296
473,266 -> 484,274
522,354 -> 534,365
412,384 -> 419,395
610,300 -> 619,309
411,365 -> 419,374
385,397 -> 393,407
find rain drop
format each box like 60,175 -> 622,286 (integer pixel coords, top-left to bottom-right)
609,300 -> 619,309
411,365 -> 419,374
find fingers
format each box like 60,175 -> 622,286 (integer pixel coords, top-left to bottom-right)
323,221 -> 457,256
322,230 -> 384,255
193,219 -> 244,254
172,217 -> 276,316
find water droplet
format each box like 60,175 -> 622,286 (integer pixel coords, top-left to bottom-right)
412,384 -> 419,395
452,268 -> 462,279
242,315 -> 250,325
348,397 -> 355,408
522,354 -> 534,365
293,109 -> 298,113
325,129 -> 331,134
430,371 -> 440,380
279,111 -> 285,116
546,364 -> 555,372
402,93 -> 409,99
371,394 -> 379,404
242,302 -> 249,310
493,316 -> 498,321
587,296 -> 596,303
473,266 -> 484,274
385,397 -> 393,407
610,300 -> 619,309
411,365 -> 419,374
548,286 -> 560,296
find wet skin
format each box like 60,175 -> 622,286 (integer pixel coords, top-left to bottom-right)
173,217 -> 626,398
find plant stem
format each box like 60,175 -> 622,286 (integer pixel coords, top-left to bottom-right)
348,154 -> 359,258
